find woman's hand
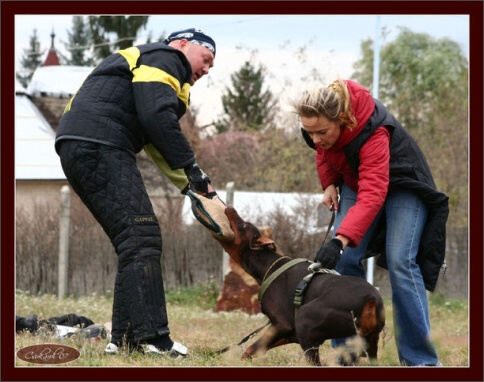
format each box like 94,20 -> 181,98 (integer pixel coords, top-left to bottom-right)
323,184 -> 339,211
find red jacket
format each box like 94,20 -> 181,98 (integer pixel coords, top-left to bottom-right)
316,80 -> 390,247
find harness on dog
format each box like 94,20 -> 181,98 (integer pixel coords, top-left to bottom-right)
293,265 -> 340,318
258,258 -> 308,302
259,211 -> 340,319
215,211 -> 339,354
215,261 -> 341,355
258,257 -> 340,319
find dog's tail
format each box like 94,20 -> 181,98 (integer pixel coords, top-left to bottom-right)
357,296 -> 385,360
358,296 -> 379,336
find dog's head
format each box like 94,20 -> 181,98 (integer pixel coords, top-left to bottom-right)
214,205 -> 282,265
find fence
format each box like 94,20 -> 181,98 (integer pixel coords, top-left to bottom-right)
15,189 -> 468,299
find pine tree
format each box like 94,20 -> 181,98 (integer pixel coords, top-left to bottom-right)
88,16 -> 149,61
59,16 -> 95,67
16,29 -> 44,88
214,61 -> 278,133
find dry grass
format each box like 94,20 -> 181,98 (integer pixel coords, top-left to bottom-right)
14,288 -> 469,368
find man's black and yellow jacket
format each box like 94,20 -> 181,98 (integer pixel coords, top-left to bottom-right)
55,43 -> 193,190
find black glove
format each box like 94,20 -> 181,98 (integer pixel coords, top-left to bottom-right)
184,161 -> 211,194
315,238 -> 343,269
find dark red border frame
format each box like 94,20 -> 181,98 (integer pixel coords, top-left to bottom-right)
2,2 -> 482,381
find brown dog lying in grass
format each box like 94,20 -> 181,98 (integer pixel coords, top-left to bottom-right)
214,205 -> 385,366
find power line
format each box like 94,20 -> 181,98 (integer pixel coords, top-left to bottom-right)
24,36 -> 138,56
65,36 -> 137,51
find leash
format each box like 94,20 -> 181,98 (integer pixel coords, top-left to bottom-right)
215,258 -> 306,355
320,210 -> 336,247
214,320 -> 271,354
215,258 -> 307,355
293,211 -> 338,319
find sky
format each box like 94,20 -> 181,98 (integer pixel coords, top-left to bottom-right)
15,14 -> 470,127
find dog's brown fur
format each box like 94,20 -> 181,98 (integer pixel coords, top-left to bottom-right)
215,205 -> 385,366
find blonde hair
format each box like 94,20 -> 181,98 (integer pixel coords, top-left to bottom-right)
293,79 -> 357,130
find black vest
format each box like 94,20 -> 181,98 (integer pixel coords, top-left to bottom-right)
302,99 -> 449,291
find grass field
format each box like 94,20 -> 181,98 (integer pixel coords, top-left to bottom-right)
14,284 -> 469,367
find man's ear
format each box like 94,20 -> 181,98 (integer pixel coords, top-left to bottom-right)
178,39 -> 188,48
170,39 -> 188,51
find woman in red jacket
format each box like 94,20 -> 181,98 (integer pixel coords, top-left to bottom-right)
294,79 -> 448,366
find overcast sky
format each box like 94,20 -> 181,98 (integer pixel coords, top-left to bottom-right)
15,14 -> 469,126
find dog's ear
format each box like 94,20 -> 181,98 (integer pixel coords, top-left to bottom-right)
250,236 -> 277,251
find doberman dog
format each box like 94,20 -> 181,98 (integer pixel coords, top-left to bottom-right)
214,205 -> 385,366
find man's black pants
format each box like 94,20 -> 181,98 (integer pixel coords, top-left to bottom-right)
58,140 -> 170,345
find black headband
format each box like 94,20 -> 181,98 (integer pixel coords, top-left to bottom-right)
163,28 -> 216,56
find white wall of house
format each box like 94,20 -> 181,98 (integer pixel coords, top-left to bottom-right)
16,77 -> 68,213
16,180 -> 69,212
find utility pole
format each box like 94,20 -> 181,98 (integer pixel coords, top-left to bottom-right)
366,15 -> 381,286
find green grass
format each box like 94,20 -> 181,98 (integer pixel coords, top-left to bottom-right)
15,285 -> 469,367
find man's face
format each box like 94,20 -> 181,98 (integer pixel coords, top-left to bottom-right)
184,42 -> 215,85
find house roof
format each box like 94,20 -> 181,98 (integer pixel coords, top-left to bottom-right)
16,65 -> 93,180
15,79 -> 66,180
26,65 -> 93,98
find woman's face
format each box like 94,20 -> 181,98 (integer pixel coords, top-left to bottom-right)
301,115 -> 342,150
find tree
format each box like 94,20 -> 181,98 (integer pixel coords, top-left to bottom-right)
16,29 -> 44,88
197,127 -> 321,193
197,131 -> 262,189
352,27 -> 468,135
254,129 -> 322,193
59,16 -> 96,67
88,16 -> 149,62
214,61 -> 278,133
351,27 -> 468,225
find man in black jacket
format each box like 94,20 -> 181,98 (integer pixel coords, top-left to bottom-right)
55,28 -> 217,357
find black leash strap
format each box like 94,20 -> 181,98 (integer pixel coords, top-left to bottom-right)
214,320 -> 271,354
321,210 -> 336,247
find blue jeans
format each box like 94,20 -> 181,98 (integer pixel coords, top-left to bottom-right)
332,184 -> 440,366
